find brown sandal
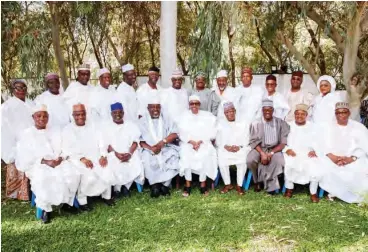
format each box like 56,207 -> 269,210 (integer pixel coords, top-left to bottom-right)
236,186 -> 245,195
220,185 -> 234,194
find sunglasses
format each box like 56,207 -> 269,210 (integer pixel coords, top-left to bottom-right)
14,85 -> 27,91
189,102 -> 200,106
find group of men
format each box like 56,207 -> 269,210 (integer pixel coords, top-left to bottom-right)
2,63 -> 368,224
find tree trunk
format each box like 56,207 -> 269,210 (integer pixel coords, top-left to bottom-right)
228,21 -> 236,87
65,17 -> 83,64
48,2 -> 69,89
177,52 -> 188,75
106,32 -> 124,66
255,19 -> 277,66
304,20 -> 327,74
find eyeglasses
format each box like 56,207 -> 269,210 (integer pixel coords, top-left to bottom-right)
335,111 -> 349,115
14,85 -> 27,91
189,102 -> 200,106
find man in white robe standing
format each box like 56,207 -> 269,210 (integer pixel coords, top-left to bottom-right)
160,69 -> 189,123
116,64 -> 139,123
89,68 -> 118,123
100,102 -> 144,198
62,103 -> 116,211
216,101 -> 250,195
177,95 -> 218,197
235,67 -> 265,124
283,104 -> 321,203
15,104 -> 80,223
35,73 -> 70,128
137,66 -> 162,117
139,95 -> 180,198
189,72 -> 211,112
316,102 -> 368,203
263,74 -> 290,120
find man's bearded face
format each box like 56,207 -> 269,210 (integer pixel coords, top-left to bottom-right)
148,104 -> 161,118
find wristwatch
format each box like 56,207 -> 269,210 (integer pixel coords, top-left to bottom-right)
163,138 -> 167,144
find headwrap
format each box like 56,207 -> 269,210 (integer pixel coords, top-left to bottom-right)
122,63 -> 134,73
10,79 -> 27,88
335,102 -> 350,110
195,71 -> 206,80
148,66 -> 160,74
77,63 -> 91,72
266,74 -> 277,82
147,93 -> 161,105
316,75 -> 336,93
241,67 -> 253,75
111,102 -> 123,111
72,103 -> 86,111
98,68 -> 110,78
171,69 -> 184,78
222,101 -> 235,111
32,104 -> 47,114
295,103 -> 309,113
45,73 -> 59,82
262,99 -> 274,108
189,95 -> 201,103
292,71 -> 303,78
216,70 -> 228,79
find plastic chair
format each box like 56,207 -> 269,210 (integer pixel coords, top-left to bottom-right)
318,188 -> 325,198
242,170 -> 253,191
136,183 -> 143,193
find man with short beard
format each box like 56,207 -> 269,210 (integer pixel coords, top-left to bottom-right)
246,99 -> 290,194
117,64 -> 139,123
316,102 -> 368,203
283,104 -> 321,203
35,73 -> 70,128
15,104 -> 80,223
189,72 -> 211,111
62,103 -> 116,211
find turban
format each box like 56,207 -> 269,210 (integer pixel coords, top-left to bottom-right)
77,63 -> 91,71
295,103 -> 309,113
32,104 -> 47,114
147,93 -> 161,105
216,70 -> 228,79
111,102 -> 123,111
171,69 -> 184,78
262,99 -> 273,108
222,101 -> 235,111
194,71 -> 206,80
266,74 -> 277,82
241,67 -> 253,75
72,103 -> 86,112
98,68 -> 110,78
189,95 -> 200,103
122,63 -> 134,73
317,75 -> 336,93
335,102 -> 350,110
148,66 -> 160,74
45,73 -> 59,82
292,71 -> 303,78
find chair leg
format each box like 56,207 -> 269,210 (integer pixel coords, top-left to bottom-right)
36,207 -> 43,220
31,192 -> 36,207
282,184 -> 286,194
243,170 -> 253,191
214,170 -> 221,187
136,183 -> 143,193
73,197 -> 80,208
318,188 -> 325,198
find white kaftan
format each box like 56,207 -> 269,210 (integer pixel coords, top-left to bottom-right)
264,92 -> 290,120
160,87 -> 189,123
89,84 -> 118,123
136,83 -> 162,117
285,89 -> 314,122
234,84 -> 264,124
63,81 -> 94,117
116,82 -> 139,123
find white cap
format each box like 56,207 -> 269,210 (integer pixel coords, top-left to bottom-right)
189,95 -> 200,103
32,104 -> 48,114
98,68 -> 110,78
122,64 -> 134,73
77,63 -> 91,71
147,93 -> 161,105
216,70 -> 227,79
171,69 -> 183,78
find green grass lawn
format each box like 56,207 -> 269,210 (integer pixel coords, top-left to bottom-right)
1,185 -> 368,252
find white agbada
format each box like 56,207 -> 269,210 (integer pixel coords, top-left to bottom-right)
285,90 -> 314,122
89,84 -> 118,123
116,81 -> 138,122
100,120 -> 144,188
234,84 -> 264,124
160,86 -> 189,123
177,110 -> 218,181
34,91 -> 70,128
62,121 -> 114,205
1,96 -> 34,164
63,81 -> 94,116
310,76 -> 343,124
15,126 -> 80,212
212,85 -> 237,122
316,120 -> 368,203
264,92 -> 290,120
136,83 -> 162,117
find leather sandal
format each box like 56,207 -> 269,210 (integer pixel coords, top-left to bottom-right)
220,185 -> 234,194
182,186 -> 191,197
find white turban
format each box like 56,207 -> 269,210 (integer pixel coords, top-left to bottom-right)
122,63 -> 134,73
189,95 -> 200,103
32,104 -> 48,114
98,68 -> 110,78
317,75 -> 336,93
216,70 -> 228,79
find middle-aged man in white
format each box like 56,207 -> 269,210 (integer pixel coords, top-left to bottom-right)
263,74 -> 290,120
216,101 -> 250,195
89,67 -> 118,123
116,63 -> 139,123
177,95 -> 218,197
283,104 -> 321,203
189,72 -> 211,112
62,103 -> 116,211
316,102 -> 368,203
235,67 -> 265,124
160,69 -> 189,123
15,104 -> 80,223
34,73 -> 70,128
139,94 -> 180,198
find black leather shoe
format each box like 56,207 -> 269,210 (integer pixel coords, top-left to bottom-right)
150,185 -> 161,198
160,185 -> 171,196
103,198 -> 115,206
79,204 -> 92,212
61,204 -> 79,214
121,186 -> 131,198
41,210 -> 51,224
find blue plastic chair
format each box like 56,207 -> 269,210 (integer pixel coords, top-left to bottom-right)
242,170 -> 253,191
136,183 -> 143,193
214,170 -> 221,187
318,188 -> 325,198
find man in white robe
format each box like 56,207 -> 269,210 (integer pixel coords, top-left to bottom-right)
100,102 -> 144,198
177,95 -> 218,196
263,74 -> 290,120
15,104 -> 80,223
283,104 -> 321,203
62,104 -> 116,211
160,69 -> 189,123
139,95 -> 180,198
116,64 -> 139,123
34,73 -> 70,128
316,102 -> 368,203
285,71 -> 314,122
1,79 -> 34,201
189,72 -> 211,111
89,68 -> 118,123
235,67 -> 265,124
216,101 -> 250,195
137,66 -> 162,117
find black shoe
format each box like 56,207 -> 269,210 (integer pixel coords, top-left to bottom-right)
103,198 -> 115,206
61,204 -> 79,214
121,186 -> 131,198
267,190 -> 277,196
41,210 -> 51,224
79,204 -> 92,212
113,190 -> 122,199
160,185 -> 171,196
150,185 -> 161,198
